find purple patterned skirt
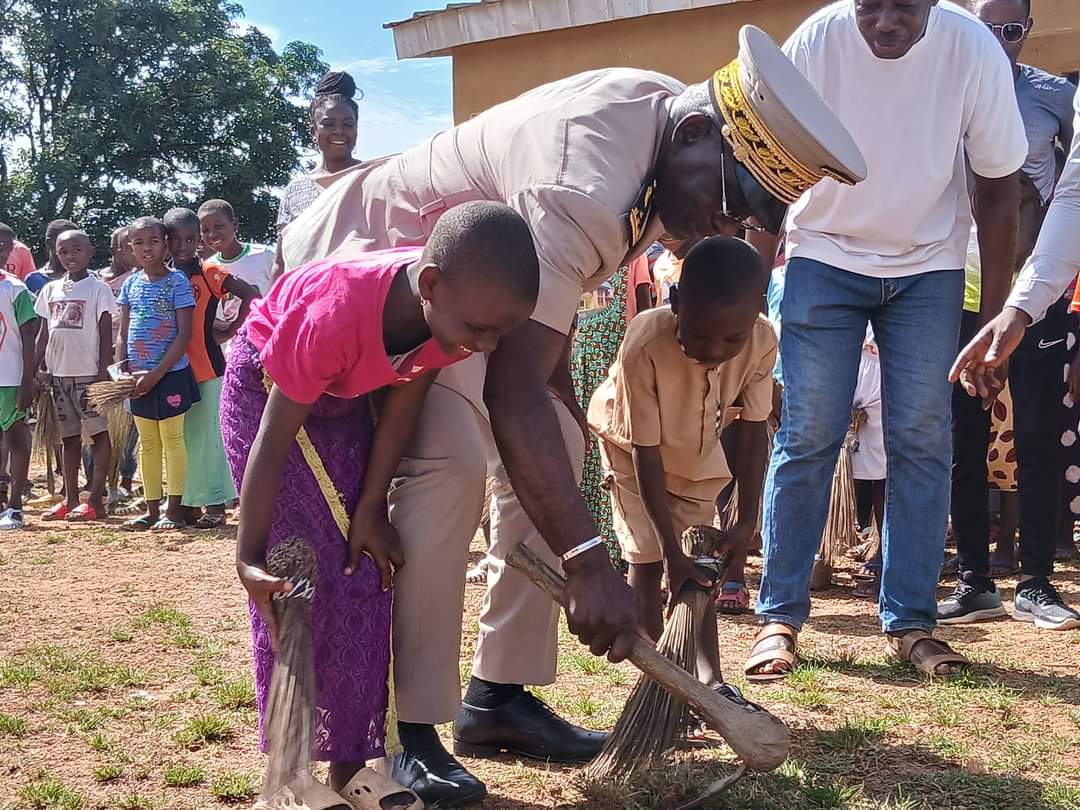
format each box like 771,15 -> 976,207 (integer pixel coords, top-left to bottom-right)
220,330 -> 389,763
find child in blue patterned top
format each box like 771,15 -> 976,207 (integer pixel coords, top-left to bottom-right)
117,216 -> 200,531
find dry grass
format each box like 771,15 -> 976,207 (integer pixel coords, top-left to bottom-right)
0,499 -> 1077,809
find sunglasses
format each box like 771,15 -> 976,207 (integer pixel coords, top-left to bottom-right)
985,21 -> 1028,44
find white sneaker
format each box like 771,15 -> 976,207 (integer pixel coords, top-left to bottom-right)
0,508 -> 24,530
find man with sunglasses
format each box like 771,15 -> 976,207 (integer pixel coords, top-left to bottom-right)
939,0 -> 1080,632
744,0 -> 1028,682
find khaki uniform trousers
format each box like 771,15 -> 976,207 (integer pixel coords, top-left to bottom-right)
388,379 -> 586,725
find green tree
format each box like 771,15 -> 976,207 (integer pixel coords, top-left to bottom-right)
0,0 -> 327,262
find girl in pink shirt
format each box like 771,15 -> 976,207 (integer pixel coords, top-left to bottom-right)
221,201 -> 538,806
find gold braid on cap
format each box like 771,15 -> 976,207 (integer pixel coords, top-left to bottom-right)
713,58 -> 821,204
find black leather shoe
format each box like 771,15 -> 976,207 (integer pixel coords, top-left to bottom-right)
452,691 -> 607,764
392,741 -> 487,808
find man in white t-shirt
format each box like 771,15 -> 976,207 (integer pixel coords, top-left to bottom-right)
745,0 -> 1028,682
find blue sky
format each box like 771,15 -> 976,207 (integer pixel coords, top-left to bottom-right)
239,0 -> 453,159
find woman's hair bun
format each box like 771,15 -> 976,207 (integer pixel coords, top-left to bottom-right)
316,71 -> 356,100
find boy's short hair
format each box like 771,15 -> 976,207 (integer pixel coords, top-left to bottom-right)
423,201 -> 540,306
678,237 -> 767,309
45,219 -> 78,244
0,222 -> 15,241
56,229 -> 91,245
111,226 -> 129,243
197,199 -> 236,222
163,207 -> 200,233
128,216 -> 167,239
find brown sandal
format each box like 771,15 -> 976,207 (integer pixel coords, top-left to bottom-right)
744,622 -> 798,683
886,630 -> 968,677
253,775 -> 350,809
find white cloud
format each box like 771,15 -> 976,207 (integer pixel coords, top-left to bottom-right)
335,56 -> 400,75
354,92 -> 452,158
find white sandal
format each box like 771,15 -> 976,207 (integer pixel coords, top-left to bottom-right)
252,774 -> 350,809
338,768 -> 422,810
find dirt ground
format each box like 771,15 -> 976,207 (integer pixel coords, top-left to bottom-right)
0,500 -> 1078,809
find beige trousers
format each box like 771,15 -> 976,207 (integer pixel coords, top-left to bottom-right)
388,380 -> 585,725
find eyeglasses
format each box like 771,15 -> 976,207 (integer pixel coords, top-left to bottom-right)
985,21 -> 1028,44
720,138 -> 765,233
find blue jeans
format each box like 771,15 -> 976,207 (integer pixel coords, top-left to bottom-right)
758,258 -> 963,633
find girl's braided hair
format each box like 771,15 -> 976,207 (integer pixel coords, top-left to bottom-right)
309,71 -> 360,123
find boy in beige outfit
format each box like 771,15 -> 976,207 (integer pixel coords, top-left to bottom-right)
589,236 -> 775,691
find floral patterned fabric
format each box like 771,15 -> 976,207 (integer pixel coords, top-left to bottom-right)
220,331 -> 389,763
571,267 -> 629,563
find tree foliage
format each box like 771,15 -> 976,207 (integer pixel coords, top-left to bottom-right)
0,0 -> 327,261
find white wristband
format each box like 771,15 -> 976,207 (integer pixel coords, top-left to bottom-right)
561,536 -> 605,563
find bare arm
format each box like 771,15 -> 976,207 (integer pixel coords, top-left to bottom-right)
215,276 -> 260,344
17,320 -> 38,411
485,318 -> 640,660
729,419 -> 768,539
117,305 -> 129,366
973,171 -> 1021,326
348,372 -> 437,589
33,320 -> 49,375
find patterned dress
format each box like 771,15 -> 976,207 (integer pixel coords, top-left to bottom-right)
570,267 -> 629,563
220,332 -> 389,763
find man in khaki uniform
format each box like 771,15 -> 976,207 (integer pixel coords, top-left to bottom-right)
281,26 -> 865,807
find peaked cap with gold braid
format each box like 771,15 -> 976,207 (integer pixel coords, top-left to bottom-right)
710,26 -> 866,206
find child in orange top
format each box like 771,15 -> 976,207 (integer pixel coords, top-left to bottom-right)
164,208 -> 258,528
589,236 -> 774,695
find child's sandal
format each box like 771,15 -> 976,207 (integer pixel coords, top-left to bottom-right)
151,516 -> 183,532
194,512 -> 227,529
122,516 -> 153,531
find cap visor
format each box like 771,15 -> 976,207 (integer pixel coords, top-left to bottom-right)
735,162 -> 787,235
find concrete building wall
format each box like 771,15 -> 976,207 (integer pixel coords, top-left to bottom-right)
449,0 -> 1080,122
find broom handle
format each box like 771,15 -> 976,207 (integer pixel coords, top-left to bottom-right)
506,543 -> 790,772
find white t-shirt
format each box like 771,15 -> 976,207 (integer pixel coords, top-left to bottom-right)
35,275 -> 118,378
0,274 -> 36,386
783,0 -> 1028,278
214,242 -> 273,325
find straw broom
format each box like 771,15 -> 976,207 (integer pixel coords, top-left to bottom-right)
104,406 -> 134,492
811,409 -> 865,591
260,538 -> 319,799
585,524 -> 727,783
87,378 -> 138,415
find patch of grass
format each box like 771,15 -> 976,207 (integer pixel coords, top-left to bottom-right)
191,661 -> 225,686
108,627 -> 134,643
786,663 -> 825,691
133,604 -> 191,631
563,651 -> 610,676
113,794 -> 155,810
17,772 -> 84,809
88,732 -> 114,753
571,694 -> 600,717
174,713 -> 233,749
169,626 -> 208,650
57,706 -> 127,733
817,715 -> 893,752
212,677 -> 256,711
929,732 -> 969,759
43,533 -> 65,545
208,770 -> 259,803
162,763 -> 206,787
0,660 -> 39,690
0,711 -> 28,737
606,667 -> 630,687
29,552 -> 54,565
1043,781 -> 1080,809
92,764 -> 124,783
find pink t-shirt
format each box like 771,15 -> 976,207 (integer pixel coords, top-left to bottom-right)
247,247 -> 466,404
6,242 -> 35,281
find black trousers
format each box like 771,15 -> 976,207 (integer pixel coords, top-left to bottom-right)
952,300 -> 1068,578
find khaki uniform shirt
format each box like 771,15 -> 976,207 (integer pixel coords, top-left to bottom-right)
282,68 -> 683,415
588,308 -> 778,500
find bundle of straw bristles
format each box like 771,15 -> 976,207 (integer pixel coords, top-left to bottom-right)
33,378 -> 136,496
585,524 -> 724,783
